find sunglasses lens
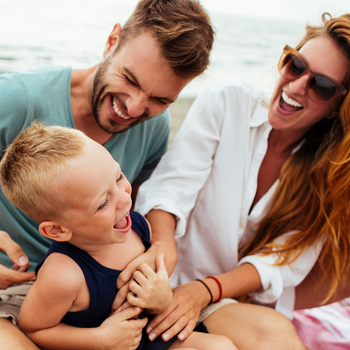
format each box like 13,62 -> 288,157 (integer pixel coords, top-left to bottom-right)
308,76 -> 337,102
280,50 -> 339,103
281,53 -> 305,79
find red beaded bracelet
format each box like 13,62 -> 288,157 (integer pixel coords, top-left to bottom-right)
206,276 -> 223,303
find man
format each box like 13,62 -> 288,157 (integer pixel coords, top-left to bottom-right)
0,0 -> 214,348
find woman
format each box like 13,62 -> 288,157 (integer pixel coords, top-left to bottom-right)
133,13 -> 350,349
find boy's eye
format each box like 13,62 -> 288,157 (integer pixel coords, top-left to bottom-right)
117,172 -> 125,182
98,197 -> 109,210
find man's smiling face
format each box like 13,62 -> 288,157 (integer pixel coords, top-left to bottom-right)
91,31 -> 190,134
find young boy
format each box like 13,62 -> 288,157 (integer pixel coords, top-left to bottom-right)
0,123 -> 236,350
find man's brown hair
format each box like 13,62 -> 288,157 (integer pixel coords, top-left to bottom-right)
117,0 -> 215,79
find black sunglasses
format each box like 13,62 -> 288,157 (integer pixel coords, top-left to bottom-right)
278,45 -> 348,103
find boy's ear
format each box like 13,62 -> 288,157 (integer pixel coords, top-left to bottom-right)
103,23 -> 122,58
39,221 -> 72,242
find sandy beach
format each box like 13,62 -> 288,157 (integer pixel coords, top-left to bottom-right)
169,97 -> 195,145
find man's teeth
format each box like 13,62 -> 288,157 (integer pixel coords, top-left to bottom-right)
112,97 -> 131,120
282,91 -> 303,108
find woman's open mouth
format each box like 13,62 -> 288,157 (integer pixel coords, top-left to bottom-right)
279,91 -> 303,112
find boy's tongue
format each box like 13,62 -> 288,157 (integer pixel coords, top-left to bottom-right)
114,216 -> 127,229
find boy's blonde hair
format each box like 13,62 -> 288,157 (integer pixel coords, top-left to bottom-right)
0,122 -> 86,222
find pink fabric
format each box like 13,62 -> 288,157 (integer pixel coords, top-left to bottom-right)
292,300 -> 350,349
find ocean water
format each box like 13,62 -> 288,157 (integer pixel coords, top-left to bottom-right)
0,0 -> 305,97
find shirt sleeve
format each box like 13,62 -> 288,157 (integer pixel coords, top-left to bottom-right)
238,231 -> 326,317
0,71 -> 28,157
135,86 -> 224,237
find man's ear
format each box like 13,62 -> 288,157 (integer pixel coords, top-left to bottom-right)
39,221 -> 72,242
103,23 -> 122,58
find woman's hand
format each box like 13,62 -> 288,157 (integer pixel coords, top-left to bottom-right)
145,280 -> 211,342
0,230 -> 36,289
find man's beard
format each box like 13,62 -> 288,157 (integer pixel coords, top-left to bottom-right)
91,57 -> 150,135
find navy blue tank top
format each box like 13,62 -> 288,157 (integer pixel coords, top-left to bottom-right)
35,211 -> 206,349
35,211 -> 151,328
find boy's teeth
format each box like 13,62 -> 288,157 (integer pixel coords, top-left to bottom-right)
112,97 -> 131,120
282,91 -> 302,108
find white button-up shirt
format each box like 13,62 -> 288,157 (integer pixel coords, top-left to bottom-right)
136,80 -> 324,318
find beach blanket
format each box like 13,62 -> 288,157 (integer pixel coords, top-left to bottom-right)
292,299 -> 350,349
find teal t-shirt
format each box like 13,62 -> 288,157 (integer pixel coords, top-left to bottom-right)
0,66 -> 170,268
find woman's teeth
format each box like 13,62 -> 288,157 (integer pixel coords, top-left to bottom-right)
112,97 -> 132,120
281,91 -> 303,108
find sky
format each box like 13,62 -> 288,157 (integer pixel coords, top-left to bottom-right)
201,0 -> 349,21
106,0 -> 350,23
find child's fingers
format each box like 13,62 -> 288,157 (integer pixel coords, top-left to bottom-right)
110,305 -> 143,322
129,279 -> 144,297
135,262 -> 155,279
112,282 -> 129,311
115,300 -> 132,313
133,269 -> 149,286
127,291 -> 146,308
156,253 -> 168,279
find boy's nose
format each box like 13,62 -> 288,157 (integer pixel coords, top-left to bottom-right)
116,191 -> 131,210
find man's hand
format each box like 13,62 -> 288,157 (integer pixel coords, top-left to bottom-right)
128,253 -> 172,313
0,230 -> 36,289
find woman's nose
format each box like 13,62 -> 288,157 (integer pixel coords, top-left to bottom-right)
289,74 -> 309,96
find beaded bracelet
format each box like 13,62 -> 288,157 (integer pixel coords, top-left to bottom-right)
195,279 -> 213,304
206,276 -> 223,303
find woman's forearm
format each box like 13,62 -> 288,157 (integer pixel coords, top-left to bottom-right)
201,263 -> 262,302
146,209 -> 177,275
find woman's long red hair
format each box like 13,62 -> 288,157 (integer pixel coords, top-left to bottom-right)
240,13 -> 350,302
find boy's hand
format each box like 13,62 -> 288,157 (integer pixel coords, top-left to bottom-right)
99,306 -> 147,350
127,253 -> 173,313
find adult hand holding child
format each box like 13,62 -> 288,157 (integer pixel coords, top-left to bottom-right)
0,231 -> 35,289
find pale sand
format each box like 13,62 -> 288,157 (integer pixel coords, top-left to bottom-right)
168,97 -> 195,145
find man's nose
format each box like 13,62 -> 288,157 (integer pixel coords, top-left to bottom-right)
125,91 -> 148,118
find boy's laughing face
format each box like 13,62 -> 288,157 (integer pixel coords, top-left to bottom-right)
57,137 -> 133,248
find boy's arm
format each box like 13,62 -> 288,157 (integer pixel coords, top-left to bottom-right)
19,253 -> 148,350
19,253 -> 84,333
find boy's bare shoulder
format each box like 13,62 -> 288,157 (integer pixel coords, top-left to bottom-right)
37,252 -> 85,294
